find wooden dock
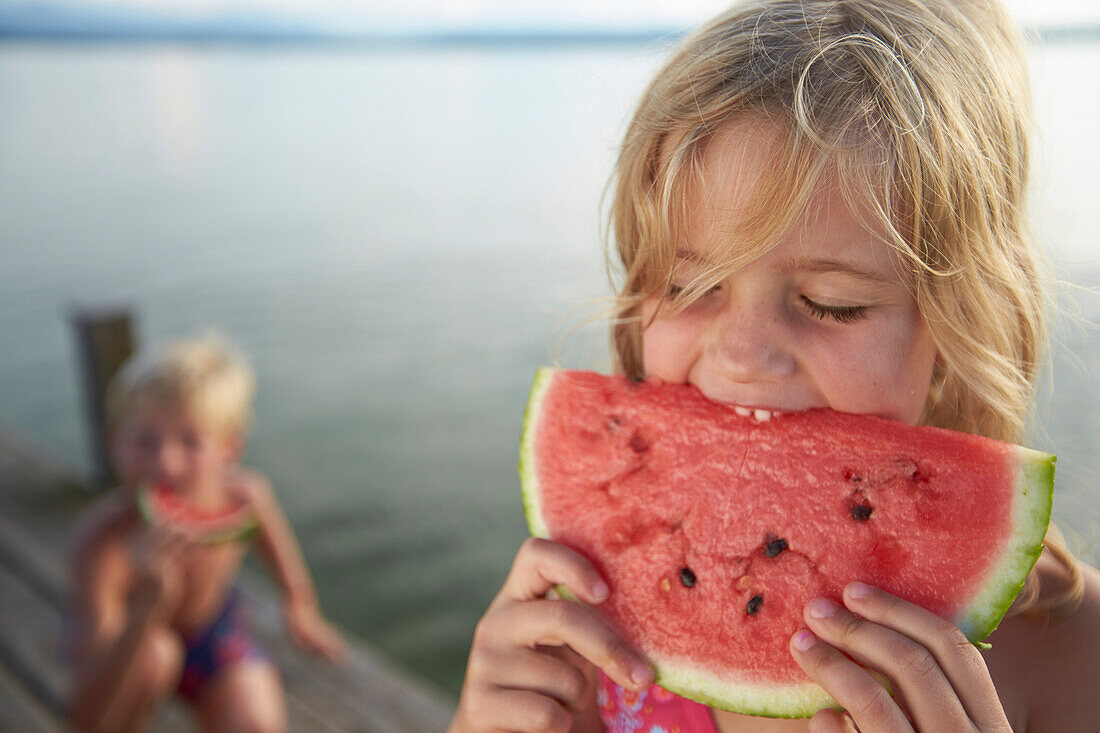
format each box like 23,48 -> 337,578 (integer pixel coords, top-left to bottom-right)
0,426 -> 456,732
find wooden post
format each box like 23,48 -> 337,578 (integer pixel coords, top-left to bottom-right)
71,307 -> 137,489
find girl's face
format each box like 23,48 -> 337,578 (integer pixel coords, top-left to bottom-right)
641,122 -> 938,425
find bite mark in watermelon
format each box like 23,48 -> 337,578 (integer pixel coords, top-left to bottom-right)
136,483 -> 257,544
519,369 -> 1054,718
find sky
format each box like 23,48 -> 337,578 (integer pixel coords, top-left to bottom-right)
10,0 -> 1100,31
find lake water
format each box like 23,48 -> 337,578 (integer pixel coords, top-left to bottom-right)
1,39 -> 1097,697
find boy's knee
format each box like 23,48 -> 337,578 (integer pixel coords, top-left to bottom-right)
204,663 -> 286,733
141,625 -> 184,696
241,705 -> 286,733
238,679 -> 286,733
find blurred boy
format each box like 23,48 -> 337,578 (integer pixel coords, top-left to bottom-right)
69,335 -> 344,732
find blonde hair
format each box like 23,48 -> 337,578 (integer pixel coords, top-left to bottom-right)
106,334 -> 256,439
606,0 -> 1080,617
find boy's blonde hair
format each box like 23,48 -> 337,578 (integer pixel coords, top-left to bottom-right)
609,0 -> 1043,445
106,334 -> 256,438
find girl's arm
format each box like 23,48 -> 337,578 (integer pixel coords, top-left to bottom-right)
242,472 -> 345,663
1015,559 -> 1100,731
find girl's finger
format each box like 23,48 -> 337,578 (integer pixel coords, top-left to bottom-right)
802,596 -> 971,730
482,688 -> 572,733
497,538 -> 610,606
479,646 -> 593,714
841,583 -> 1009,728
790,629 -> 915,733
488,598 -> 652,693
809,708 -> 859,733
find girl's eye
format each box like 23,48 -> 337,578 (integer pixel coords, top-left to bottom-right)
800,295 -> 868,323
666,283 -> 721,300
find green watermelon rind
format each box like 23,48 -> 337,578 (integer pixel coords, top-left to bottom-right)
135,484 -> 258,545
518,368 -> 1055,719
954,447 -> 1054,642
519,368 -> 556,540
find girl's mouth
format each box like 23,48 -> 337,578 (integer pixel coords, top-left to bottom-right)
730,405 -> 785,421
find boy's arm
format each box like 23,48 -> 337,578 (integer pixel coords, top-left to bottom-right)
69,505 -> 184,732
243,472 -> 345,662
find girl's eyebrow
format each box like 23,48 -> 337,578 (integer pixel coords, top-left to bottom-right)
781,256 -> 893,284
673,250 -> 894,285
674,249 -> 706,263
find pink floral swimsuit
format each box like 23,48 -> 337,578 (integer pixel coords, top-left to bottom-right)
598,671 -> 718,733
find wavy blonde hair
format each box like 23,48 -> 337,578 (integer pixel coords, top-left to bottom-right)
606,0 -> 1080,617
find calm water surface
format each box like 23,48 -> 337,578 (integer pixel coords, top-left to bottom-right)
1,40 -> 1097,696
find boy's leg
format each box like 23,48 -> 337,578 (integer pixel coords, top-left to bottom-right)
193,659 -> 286,733
89,624 -> 184,732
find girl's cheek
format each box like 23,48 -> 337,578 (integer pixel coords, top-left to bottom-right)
641,312 -> 704,383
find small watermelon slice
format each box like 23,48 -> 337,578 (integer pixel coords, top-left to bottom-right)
519,369 -> 1054,718
136,483 -> 257,544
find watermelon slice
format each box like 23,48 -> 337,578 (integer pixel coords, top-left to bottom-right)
136,483 -> 257,544
519,369 -> 1054,718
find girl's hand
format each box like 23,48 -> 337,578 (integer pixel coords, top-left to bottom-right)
450,538 -> 654,733
790,583 -> 1012,732
285,599 -> 347,664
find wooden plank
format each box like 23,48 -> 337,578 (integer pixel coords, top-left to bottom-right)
241,576 -> 454,733
0,660 -> 59,733
0,558 -> 74,717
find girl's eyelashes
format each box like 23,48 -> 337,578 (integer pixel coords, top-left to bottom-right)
661,283 -> 868,324
799,295 -> 868,323
666,283 -> 721,300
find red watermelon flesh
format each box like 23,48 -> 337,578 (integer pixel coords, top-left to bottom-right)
519,369 -> 1054,718
137,483 -> 257,544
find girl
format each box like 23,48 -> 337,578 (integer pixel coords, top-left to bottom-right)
451,0 -> 1100,730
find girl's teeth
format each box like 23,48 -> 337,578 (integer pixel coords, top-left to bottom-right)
734,406 -> 753,417
753,409 -> 772,421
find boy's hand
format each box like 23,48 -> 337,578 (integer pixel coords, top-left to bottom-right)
285,599 -> 346,664
450,538 -> 654,733
129,523 -> 190,620
790,583 -> 1012,732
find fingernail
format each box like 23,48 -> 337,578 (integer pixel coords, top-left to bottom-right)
631,661 -> 653,688
591,581 -> 609,600
847,582 -> 872,599
810,598 -> 838,619
792,630 -> 817,651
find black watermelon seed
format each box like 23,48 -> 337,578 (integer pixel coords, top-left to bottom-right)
679,567 -> 696,588
851,504 -> 873,521
764,538 -> 789,558
746,594 -> 764,615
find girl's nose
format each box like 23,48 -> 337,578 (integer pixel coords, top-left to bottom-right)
709,299 -> 795,383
